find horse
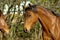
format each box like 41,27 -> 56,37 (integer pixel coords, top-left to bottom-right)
0,10 -> 9,34
24,4 -> 60,40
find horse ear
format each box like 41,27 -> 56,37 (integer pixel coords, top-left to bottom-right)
28,4 -> 32,7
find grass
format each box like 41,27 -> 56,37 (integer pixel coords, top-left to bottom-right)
0,0 -> 60,40
0,14 -> 43,40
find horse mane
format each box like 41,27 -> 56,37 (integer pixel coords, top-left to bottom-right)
51,11 -> 60,16
25,6 -> 31,11
25,4 -> 60,16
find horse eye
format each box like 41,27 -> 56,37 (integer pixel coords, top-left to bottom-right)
28,15 -> 31,17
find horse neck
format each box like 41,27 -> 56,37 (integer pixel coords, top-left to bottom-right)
36,6 -> 57,31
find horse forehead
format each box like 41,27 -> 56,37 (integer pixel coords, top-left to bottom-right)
27,11 -> 35,14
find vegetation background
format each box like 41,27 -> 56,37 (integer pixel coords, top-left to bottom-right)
0,0 -> 60,40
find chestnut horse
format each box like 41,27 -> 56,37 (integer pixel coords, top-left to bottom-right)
24,4 -> 60,40
0,10 -> 9,34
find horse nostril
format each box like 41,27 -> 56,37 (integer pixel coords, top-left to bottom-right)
23,28 -> 31,33
23,28 -> 27,33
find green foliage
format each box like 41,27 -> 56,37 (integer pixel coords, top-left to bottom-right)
30,0 -> 35,4
0,0 -> 60,40
0,14 -> 42,40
